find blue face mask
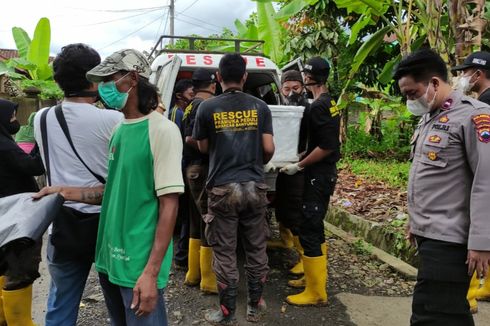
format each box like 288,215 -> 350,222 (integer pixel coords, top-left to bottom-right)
98,73 -> 133,110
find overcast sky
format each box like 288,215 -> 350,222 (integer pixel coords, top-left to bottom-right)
0,0 -> 256,57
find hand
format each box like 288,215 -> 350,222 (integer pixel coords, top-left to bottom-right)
264,162 -> 276,173
405,224 -> 415,247
32,186 -> 63,200
131,272 -> 159,317
467,250 -> 490,277
279,163 -> 303,176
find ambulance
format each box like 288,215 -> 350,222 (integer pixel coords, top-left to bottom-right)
149,36 -> 305,190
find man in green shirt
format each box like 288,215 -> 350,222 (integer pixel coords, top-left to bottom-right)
35,49 -> 184,325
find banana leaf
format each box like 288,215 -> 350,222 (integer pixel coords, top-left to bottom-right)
11,27 -> 31,58
255,1 -> 284,63
27,17 -> 51,80
275,0 -> 319,21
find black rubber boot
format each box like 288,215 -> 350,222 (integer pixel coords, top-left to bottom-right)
246,279 -> 266,323
205,283 -> 238,326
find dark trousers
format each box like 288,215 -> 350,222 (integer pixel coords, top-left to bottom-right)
186,164 -> 208,246
275,172 -> 305,235
411,237 -> 474,326
205,181 -> 270,285
1,240 -> 42,290
298,168 -> 337,257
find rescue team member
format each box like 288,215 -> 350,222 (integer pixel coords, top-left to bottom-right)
193,53 -> 275,325
36,49 -> 185,325
395,48 -> 490,326
170,79 -> 194,270
453,51 -> 490,313
0,99 -> 44,326
280,57 -> 340,306
182,68 -> 218,294
269,70 -> 309,287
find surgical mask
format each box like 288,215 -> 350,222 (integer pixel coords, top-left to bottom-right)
457,71 -> 477,94
7,120 -> 20,134
406,84 -> 437,116
98,73 -> 133,110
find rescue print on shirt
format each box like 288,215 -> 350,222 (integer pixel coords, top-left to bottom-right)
439,115 -> 449,123
472,114 -> 490,143
427,151 -> 438,161
213,109 -> 258,133
428,135 -> 441,144
183,103 -> 193,120
329,100 -> 341,117
432,124 -> 450,132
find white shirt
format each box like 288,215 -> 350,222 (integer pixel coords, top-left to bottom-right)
34,101 -> 123,213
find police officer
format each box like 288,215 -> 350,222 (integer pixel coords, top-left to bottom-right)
394,48 -> 490,325
182,68 -> 218,294
194,53 -> 274,324
280,57 -> 340,306
453,51 -> 490,313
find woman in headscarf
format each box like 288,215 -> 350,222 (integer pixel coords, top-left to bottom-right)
0,98 -> 44,325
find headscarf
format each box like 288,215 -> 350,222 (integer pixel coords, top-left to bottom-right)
0,99 -> 19,151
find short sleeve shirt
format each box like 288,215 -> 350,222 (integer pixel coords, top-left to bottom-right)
305,93 -> 341,173
193,91 -> 273,187
183,97 -> 207,163
95,111 -> 184,289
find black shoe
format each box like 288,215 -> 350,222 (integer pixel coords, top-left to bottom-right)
205,283 -> 238,326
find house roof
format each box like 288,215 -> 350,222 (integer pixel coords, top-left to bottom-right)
0,49 -> 19,61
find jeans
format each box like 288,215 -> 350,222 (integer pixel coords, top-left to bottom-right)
99,273 -> 168,326
45,237 -> 93,326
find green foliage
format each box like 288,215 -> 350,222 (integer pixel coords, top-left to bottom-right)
12,27 -> 31,58
387,216 -> 410,256
20,80 -> 63,100
352,238 -> 373,256
253,0 -> 285,63
27,17 -> 52,80
340,158 -> 410,189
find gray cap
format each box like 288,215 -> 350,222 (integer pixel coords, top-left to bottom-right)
86,49 -> 150,82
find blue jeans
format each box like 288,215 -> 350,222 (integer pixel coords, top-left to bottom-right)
45,237 -> 93,326
99,273 -> 168,326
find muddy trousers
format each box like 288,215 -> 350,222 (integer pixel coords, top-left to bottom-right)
186,163 -> 209,245
0,240 -> 42,290
411,237 -> 474,326
275,172 -> 305,235
298,169 -> 337,257
205,181 -> 270,286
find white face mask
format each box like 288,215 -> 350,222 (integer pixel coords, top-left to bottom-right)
406,83 -> 437,116
456,71 -> 477,94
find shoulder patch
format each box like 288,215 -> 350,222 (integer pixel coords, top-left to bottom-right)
472,114 -> 490,143
329,100 -> 341,117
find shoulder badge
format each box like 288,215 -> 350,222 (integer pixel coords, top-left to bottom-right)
472,114 -> 490,143
428,135 -> 441,143
329,100 -> 341,117
439,115 -> 449,123
427,151 -> 438,161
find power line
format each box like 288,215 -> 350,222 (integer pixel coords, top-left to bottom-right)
174,17 -> 222,34
98,14 -> 165,51
154,9 -> 169,43
75,8 -> 163,27
176,11 -> 223,30
180,0 -> 200,14
67,6 -> 168,13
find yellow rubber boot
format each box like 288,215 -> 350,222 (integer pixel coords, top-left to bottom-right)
467,273 -> 479,314
184,238 -> 201,286
289,236 -> 304,275
288,242 -> 327,289
267,224 -> 294,249
2,285 -> 36,326
200,246 -> 218,294
286,255 -> 327,306
0,276 -> 6,326
476,271 -> 490,301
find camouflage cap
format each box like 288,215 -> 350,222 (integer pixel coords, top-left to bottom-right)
86,49 -> 150,82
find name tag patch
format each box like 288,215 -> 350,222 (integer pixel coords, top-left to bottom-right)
432,124 -> 450,131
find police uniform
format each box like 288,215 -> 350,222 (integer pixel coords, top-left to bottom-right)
409,91 -> 490,325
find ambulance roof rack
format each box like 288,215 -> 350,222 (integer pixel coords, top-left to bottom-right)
148,35 -> 265,58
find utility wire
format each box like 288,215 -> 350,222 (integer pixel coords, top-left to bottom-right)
174,17 -> 222,34
154,9 -> 169,43
176,11 -> 223,30
75,8 -> 163,27
180,0 -> 200,14
67,6 -> 168,13
98,14 -> 164,51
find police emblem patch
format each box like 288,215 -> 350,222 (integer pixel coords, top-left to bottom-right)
427,151 -> 437,161
472,114 -> 490,143
428,135 -> 441,143
439,116 -> 449,123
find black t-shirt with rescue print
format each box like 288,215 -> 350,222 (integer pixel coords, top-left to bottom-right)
193,90 -> 273,188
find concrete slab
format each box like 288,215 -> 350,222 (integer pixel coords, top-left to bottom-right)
336,293 -> 490,326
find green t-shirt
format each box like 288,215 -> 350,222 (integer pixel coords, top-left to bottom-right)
96,111 -> 185,289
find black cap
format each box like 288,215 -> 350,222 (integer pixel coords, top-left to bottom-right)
302,57 -> 330,79
452,51 -> 490,71
192,68 -> 216,82
281,70 -> 303,85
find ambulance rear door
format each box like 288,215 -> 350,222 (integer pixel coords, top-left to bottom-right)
150,55 -> 182,117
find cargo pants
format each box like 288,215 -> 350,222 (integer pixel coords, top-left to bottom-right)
205,181 -> 270,285
186,163 -> 209,245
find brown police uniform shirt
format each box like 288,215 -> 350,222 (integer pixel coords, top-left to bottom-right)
409,90 -> 490,250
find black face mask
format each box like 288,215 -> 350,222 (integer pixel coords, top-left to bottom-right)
286,92 -> 304,106
7,120 -> 20,135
